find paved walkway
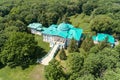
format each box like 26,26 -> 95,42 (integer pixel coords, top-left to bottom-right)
40,44 -> 59,65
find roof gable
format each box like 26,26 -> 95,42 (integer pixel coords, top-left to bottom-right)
68,28 -> 83,41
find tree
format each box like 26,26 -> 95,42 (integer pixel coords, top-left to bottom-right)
82,2 -> 97,15
66,3 -> 79,16
112,20 -> 120,34
76,74 -> 95,80
0,23 -> 5,32
83,48 -> 119,77
37,12 -> 48,27
81,35 -> 94,52
46,12 -> 59,26
15,20 -> 26,32
90,15 -> 114,34
25,14 -> 37,24
67,53 -> 84,73
69,72 -> 81,80
92,7 -> 108,15
102,68 -> 120,80
0,32 -> 37,68
3,19 -> 26,32
115,44 -> 120,53
59,48 -> 67,60
0,34 -> 7,52
44,59 -> 65,80
97,40 -> 110,51
68,38 -> 79,53
4,26 -> 19,33
0,6 -> 11,17
89,45 -> 99,53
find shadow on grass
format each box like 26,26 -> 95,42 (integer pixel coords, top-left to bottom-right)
35,46 -> 47,59
21,46 -> 47,70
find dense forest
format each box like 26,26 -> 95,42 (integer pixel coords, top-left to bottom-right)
0,0 -> 120,80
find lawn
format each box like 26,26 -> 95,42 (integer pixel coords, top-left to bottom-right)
0,65 -> 45,80
55,50 -> 69,74
34,35 -> 50,58
35,35 -> 50,52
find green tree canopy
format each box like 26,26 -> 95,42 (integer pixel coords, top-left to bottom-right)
67,53 -> 84,73
83,48 -> 119,77
101,68 -> 120,80
82,2 -> 97,15
81,35 -> 94,52
0,32 -> 37,68
67,38 -> 79,53
44,59 -> 65,80
59,48 -> 67,60
90,15 -> 114,34
76,74 -> 95,80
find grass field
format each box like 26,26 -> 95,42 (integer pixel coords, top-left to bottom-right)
34,34 -> 50,59
0,65 -> 45,80
35,35 -> 50,52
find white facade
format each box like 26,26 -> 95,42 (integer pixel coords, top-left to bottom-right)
43,34 -> 67,48
31,29 -> 42,35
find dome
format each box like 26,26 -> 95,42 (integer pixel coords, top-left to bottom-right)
57,22 -> 70,31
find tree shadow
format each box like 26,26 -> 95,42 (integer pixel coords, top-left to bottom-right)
21,46 -> 47,70
0,62 -> 5,69
35,46 -> 47,59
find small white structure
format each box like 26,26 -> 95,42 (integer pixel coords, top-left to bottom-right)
28,23 -> 43,35
115,39 -> 119,46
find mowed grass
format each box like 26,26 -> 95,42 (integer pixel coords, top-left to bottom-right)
35,35 -> 50,52
70,13 -> 91,33
0,65 -> 45,80
55,50 -> 69,74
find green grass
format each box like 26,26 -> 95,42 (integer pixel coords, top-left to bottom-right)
35,35 -> 50,52
70,13 -> 91,33
34,34 -> 50,59
0,65 -> 45,80
55,50 -> 69,74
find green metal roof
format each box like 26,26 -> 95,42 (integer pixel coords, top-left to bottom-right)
28,22 -> 83,40
68,28 -> 83,41
28,23 -> 42,31
42,22 -> 83,41
57,22 -> 73,31
92,33 -> 115,44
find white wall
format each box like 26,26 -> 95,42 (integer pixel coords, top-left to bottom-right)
31,29 -> 42,35
43,34 -> 67,48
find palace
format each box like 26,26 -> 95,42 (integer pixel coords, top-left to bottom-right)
28,22 -> 83,48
